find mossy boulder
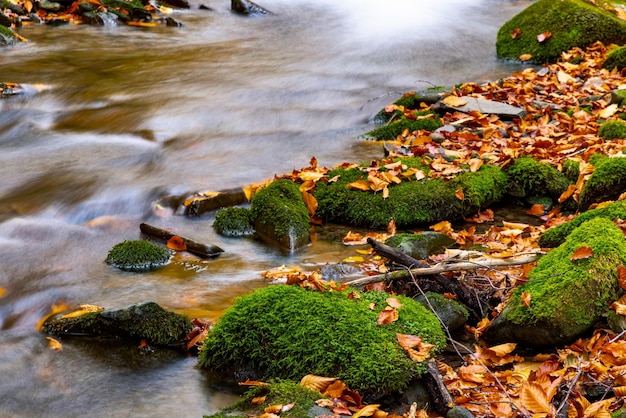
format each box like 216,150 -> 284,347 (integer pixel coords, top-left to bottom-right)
415,292 -> 469,332
384,232 -> 456,261
505,156 -> 571,202
370,88 -> 450,124
539,199 -> 626,248
483,217 -> 626,346
42,301 -> 193,346
105,240 -> 171,271
496,0 -> 626,63
362,111 -> 442,140
578,156 -> 626,210
603,45 -> 626,71
598,120 -> 626,140
250,180 -> 310,251
198,284 -> 446,397
213,207 -> 255,237
204,379 -> 323,418
0,24 -> 16,47
314,163 -> 508,229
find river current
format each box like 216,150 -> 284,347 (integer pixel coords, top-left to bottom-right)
0,1 -> 531,416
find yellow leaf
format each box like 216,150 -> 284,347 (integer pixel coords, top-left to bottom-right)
127,21 -> 159,27
301,191 -> 318,216
469,158 -> 483,172
0,287 -> 5,298
353,404 -> 381,418
521,291 -> 532,307
455,188 -> 464,200
300,375 -> 337,393
61,304 -> 105,319
46,336 -> 62,351
518,381 -> 554,414
557,70 -> 573,84
598,103 -> 619,119
520,53 -> 533,61
342,256 -> 364,263
442,96 -> 467,107
347,180 -> 371,191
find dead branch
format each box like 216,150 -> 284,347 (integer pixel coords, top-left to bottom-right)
139,223 -> 224,258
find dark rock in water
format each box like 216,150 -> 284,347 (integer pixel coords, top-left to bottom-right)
432,96 -> 526,120
42,301 -> 193,346
231,0 -> 272,16
385,232 -> 455,261
199,4 -> 213,10
183,188 -> 247,216
0,11 -> 11,27
39,0 -> 62,11
82,11 -> 119,26
45,17 -> 70,26
415,292 -> 468,332
164,16 -> 183,27
159,0 -> 189,8
213,207 -> 255,237
105,239 -> 171,271
319,262 -> 362,281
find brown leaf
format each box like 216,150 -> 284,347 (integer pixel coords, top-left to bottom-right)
251,395 -> 267,405
347,180 -> 371,191
619,266 -> 626,291
386,297 -> 403,309
518,381 -> 554,414
353,404 -> 381,418
397,333 -> 436,362
570,246 -> 593,261
46,336 -> 62,351
300,375 -> 336,393
469,158 -> 483,172
322,379 -> 347,398
520,53 -> 533,61
521,291 -> 532,307
167,235 -> 187,251
526,204 -> 545,216
511,28 -> 522,39
442,95 -> 468,107
377,307 -> 399,325
302,191 -> 318,216
455,188 -> 465,200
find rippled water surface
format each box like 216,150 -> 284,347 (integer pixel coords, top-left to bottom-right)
0,0 -> 532,416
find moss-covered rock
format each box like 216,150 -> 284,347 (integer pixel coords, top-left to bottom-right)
484,217 -> 626,346
198,284 -> 446,397
598,120 -> 626,140
603,45 -> 626,71
42,301 -> 193,346
362,111 -> 443,140
562,158 -> 580,183
496,0 -> 626,63
385,232 -> 456,261
213,207 -> 255,237
539,199 -> 626,248
370,87 -> 450,124
505,156 -> 571,201
314,163 -> 507,229
0,24 -> 16,47
250,180 -> 310,251
204,379 -> 322,418
415,292 -> 469,332
105,240 -> 171,271
578,156 -> 626,210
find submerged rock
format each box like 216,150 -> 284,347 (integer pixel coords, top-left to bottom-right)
213,206 -> 255,237
42,301 -> 193,346
484,217 -> 626,347
105,239 -> 171,271
231,0 -> 272,16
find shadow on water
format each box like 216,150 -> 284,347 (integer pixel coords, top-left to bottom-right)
0,0 -> 534,415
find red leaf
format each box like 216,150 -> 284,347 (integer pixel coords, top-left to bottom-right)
167,235 -> 187,251
618,266 -> 626,291
570,246 -> 593,261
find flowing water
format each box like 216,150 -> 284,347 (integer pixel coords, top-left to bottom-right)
0,0 -> 532,416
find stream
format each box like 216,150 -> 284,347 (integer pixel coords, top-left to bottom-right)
0,0 -> 532,416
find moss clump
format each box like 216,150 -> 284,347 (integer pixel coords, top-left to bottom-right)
363,111 -> 443,140
598,120 -> 626,140
540,199 -> 626,247
505,156 -> 571,200
314,164 -> 507,229
499,218 -> 626,343
370,88 -> 449,124
250,180 -> 310,250
603,46 -> 626,71
198,285 -> 446,396
205,379 -> 322,418
105,240 -> 171,271
496,0 -> 626,63
0,24 -> 16,47
562,159 -> 580,183
43,302 -> 193,346
213,207 -> 255,237
578,157 -> 626,210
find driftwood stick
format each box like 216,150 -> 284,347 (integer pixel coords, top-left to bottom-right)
140,223 -> 224,258
423,359 -> 456,416
366,237 -> 429,269
345,253 -> 542,288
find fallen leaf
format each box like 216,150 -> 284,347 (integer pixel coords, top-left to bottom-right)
251,395 -> 267,405
511,28 -> 522,39
347,180 -> 371,191
521,291 -> 532,307
537,32 -> 552,43
619,266 -> 626,291
353,404 -> 381,418
46,336 -> 62,351
518,381 -> 554,414
61,304 -> 105,319
167,235 -> 187,251
570,246 -> 593,260
377,307 -> 399,325
442,96 -> 468,107
386,297 -> 403,309
520,53 -> 533,61
526,204 -> 545,216
455,188 -> 465,200
300,375 -> 337,392
598,103 -> 619,119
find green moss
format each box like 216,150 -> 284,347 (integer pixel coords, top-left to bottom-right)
198,285 -> 445,396
250,180 -> 310,249
105,240 -> 171,271
205,379 -> 322,418
579,157 -> 626,210
539,199 -> 626,247
598,120 -> 626,140
603,46 -> 626,71
213,207 -> 255,237
504,156 -> 570,199
562,159 -> 580,183
504,218 -> 626,335
496,0 -> 626,63
0,24 -> 16,47
362,111 -> 443,140
314,164 -> 507,229
101,0 -> 151,21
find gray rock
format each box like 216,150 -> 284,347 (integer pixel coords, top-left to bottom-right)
385,232 -> 455,261
231,0 -> 272,16
415,292 -> 469,332
432,96 -> 526,120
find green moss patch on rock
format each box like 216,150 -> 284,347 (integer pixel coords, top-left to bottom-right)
204,379 -> 322,418
496,0 -> 626,63
0,24 -> 16,47
370,88 -> 450,124
415,292 -> 469,332
198,284 -> 446,396
250,179 -> 310,251
105,240 -> 171,271
213,207 -> 255,237
505,156 -> 571,201
539,199 -> 626,248
484,217 -> 626,346
598,120 -> 626,140
43,301 -> 193,346
362,111 -> 443,140
315,163 -> 507,229
578,156 -> 626,210
384,232 -> 456,261
603,45 -> 626,71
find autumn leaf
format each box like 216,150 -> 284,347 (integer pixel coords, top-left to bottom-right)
570,246 -> 593,260
397,333 -> 436,362
47,336 -> 63,351
598,103 -> 619,119
442,95 -> 467,107
377,307 -> 399,325
347,180 -> 371,191
301,191 -> 318,216
468,158 -> 483,172
526,204 -> 545,216
353,404 -> 381,418
60,304 -> 104,319
557,70 -> 573,84
167,235 -> 187,251
511,28 -> 522,39
455,188 -> 464,200
537,32 -> 552,43
521,291 -> 532,307
518,381 -> 554,414
238,379 -> 270,387
386,297 -> 403,309
520,53 -> 533,61
300,375 -> 336,392
619,266 -> 626,291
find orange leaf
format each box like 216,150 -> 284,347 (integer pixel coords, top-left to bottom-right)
469,158 -> 483,172
526,204 -> 545,216
619,266 -> 626,291
537,32 -> 552,43
558,183 -> 577,203
46,336 -> 62,351
430,220 -> 453,235
519,381 -> 554,414
353,404 -> 381,418
455,188 -> 464,200
397,333 -> 436,362
520,53 -> 532,61
570,246 -> 593,261
511,28 -> 522,39
251,396 -> 267,405
301,191 -> 318,216
238,379 -> 270,387
521,292 -> 532,307
347,180 -> 371,191
167,235 -> 187,251
322,379 -> 347,398
377,307 -> 399,325
300,375 -> 336,393
442,96 -> 468,107
386,297 -> 403,309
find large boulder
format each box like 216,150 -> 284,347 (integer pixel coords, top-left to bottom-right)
504,156 -> 571,203
198,284 -> 446,398
496,0 -> 626,63
578,156 -> 626,211
484,217 -> 626,346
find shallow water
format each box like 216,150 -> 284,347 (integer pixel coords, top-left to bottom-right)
0,0 -> 532,416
